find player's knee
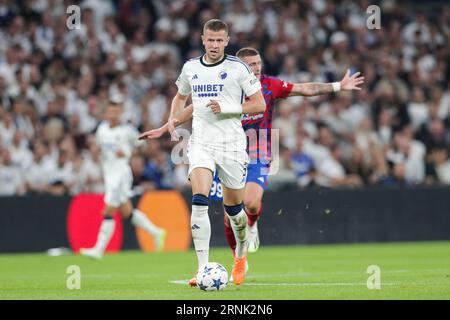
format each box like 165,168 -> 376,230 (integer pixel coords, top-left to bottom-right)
192,194 -> 209,220
192,194 -> 209,209
224,202 -> 244,216
102,205 -> 117,217
119,208 -> 131,219
244,198 -> 261,215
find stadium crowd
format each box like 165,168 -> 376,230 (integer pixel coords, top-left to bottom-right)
0,0 -> 449,196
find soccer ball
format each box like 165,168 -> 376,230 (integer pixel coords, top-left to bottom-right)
196,262 -> 228,291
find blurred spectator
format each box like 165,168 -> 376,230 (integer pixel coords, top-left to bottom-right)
8,130 -> 32,170
273,100 -> 296,149
143,148 -> 175,190
173,163 -> 190,190
268,144 -> 297,188
131,154 -> 155,194
407,87 -> 429,130
354,117 -> 381,165
428,148 -> 450,184
0,110 -> 16,146
0,147 -> 25,195
315,144 -> 363,188
290,136 -> 315,188
25,140 -> 55,194
386,131 -> 426,185
81,136 -> 104,193
46,150 -> 75,195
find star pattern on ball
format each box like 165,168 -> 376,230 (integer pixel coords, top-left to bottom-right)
198,280 -> 208,291
203,266 -> 213,273
212,278 -> 224,290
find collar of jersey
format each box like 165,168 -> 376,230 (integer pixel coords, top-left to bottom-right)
200,53 -> 227,67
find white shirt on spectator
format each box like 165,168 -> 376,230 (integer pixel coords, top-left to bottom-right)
0,163 -> 24,195
131,44 -> 152,64
81,0 -> 115,34
315,156 -> 346,187
145,93 -> 168,128
26,156 -> 56,189
100,32 -> 126,56
0,121 -> 16,147
387,140 -> 426,184
302,139 -> 332,168
436,161 -> 450,184
9,142 -> 33,170
408,102 -> 429,130
81,155 -> 104,193
47,161 -> 75,186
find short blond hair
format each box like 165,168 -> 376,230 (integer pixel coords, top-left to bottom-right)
203,19 -> 229,35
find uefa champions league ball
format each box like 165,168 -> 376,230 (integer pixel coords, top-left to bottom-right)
196,262 -> 228,291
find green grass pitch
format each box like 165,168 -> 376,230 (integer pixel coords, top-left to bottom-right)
1,241 -> 449,300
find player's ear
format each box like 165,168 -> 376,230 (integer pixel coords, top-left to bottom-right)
201,34 -> 205,46
225,35 -> 230,46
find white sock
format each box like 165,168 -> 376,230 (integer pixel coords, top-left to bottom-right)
227,209 -> 248,258
93,218 -> 115,253
191,204 -> 210,269
131,209 -> 161,237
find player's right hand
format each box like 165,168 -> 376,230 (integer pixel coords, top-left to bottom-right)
206,100 -> 221,114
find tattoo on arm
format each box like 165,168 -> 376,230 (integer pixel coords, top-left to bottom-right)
291,83 -> 334,96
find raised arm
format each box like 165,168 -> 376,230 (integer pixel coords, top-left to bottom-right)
289,69 -> 364,97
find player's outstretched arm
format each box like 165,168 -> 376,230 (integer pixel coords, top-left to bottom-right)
289,69 -> 364,97
139,105 -> 194,140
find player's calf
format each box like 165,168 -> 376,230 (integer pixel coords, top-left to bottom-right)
224,203 -> 248,259
191,194 -> 211,269
223,214 -> 237,255
80,215 -> 115,259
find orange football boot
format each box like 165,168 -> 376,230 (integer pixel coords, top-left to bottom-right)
231,255 -> 247,285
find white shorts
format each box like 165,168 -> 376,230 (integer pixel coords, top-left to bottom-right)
187,142 -> 249,190
104,169 -> 133,207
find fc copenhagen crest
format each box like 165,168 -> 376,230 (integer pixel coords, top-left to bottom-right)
218,70 -> 227,80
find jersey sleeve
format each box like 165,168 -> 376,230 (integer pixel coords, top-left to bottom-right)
175,63 -> 191,96
271,78 -> 294,99
237,64 -> 261,97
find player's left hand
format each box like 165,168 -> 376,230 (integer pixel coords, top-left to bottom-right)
207,100 -> 221,114
340,69 -> 365,91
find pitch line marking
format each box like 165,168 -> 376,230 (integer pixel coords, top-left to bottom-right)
169,280 -> 396,286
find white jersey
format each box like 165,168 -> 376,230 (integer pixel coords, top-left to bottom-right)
95,121 -> 139,174
176,54 -> 261,148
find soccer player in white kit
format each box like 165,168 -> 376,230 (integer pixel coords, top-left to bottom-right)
80,96 -> 166,259
169,19 -> 265,286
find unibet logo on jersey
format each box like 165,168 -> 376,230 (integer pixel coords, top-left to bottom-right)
192,84 -> 225,98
